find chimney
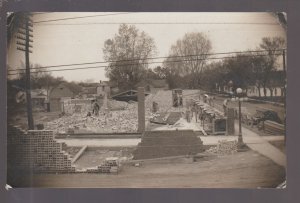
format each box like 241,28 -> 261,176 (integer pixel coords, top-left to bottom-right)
138,87 -> 145,133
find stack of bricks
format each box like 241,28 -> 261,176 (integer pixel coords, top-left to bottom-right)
133,130 -> 204,160
7,125 -> 75,174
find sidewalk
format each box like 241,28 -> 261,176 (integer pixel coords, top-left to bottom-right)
235,122 -> 286,167
198,135 -> 284,145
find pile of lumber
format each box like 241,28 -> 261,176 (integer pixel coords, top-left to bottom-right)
264,120 -> 285,135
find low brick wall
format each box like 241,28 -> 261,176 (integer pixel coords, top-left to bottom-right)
133,130 -> 204,160
7,125 -> 75,174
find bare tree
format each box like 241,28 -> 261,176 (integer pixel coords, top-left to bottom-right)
103,24 -> 157,90
165,32 -> 212,88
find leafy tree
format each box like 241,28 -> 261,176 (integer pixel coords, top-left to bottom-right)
153,66 -> 167,79
202,61 -> 229,92
259,37 -> 286,97
103,24 -> 157,90
162,56 -> 187,89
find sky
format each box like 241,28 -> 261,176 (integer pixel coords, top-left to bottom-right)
7,12 -> 286,82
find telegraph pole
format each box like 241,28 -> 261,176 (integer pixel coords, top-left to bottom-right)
16,13 -> 34,130
283,49 -> 286,144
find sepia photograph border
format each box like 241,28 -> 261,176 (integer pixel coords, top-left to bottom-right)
1,0 -> 300,203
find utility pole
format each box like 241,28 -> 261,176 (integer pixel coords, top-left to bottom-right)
16,13 -> 34,130
283,49 -> 286,144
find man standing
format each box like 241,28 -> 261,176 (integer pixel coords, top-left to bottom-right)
93,101 -> 100,116
223,99 -> 228,116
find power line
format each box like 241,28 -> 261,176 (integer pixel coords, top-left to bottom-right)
33,13 -> 133,23
8,49 -> 286,73
34,22 -> 280,26
7,53 -> 283,76
32,12 -> 49,15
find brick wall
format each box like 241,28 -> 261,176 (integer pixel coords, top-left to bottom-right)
133,130 -> 204,159
7,125 -> 75,174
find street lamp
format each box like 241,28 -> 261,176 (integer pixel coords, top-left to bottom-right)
236,88 -> 244,149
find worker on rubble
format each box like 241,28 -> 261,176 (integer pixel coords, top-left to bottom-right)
209,96 -> 215,107
223,99 -> 229,116
191,103 -> 197,122
92,101 -> 100,116
186,109 -> 191,123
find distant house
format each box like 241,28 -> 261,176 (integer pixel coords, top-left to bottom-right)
49,83 -> 76,112
31,89 -> 47,109
135,79 -> 169,93
97,81 -> 111,98
81,86 -> 98,98
79,81 -> 111,99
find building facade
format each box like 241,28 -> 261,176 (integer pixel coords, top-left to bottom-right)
49,83 -> 75,112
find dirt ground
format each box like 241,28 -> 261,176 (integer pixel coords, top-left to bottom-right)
62,145 -> 82,159
13,150 -> 285,188
73,147 -> 136,169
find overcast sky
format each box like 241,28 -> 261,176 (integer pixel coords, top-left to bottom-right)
7,12 -> 286,82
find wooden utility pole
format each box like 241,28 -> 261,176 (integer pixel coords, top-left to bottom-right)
16,13 -> 34,129
283,49 -> 286,144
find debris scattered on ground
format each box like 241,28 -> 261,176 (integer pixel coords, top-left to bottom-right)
207,140 -> 238,155
85,157 -> 121,174
45,101 -> 139,133
44,90 -> 203,133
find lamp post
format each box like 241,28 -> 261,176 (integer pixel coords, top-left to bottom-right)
236,88 -> 244,148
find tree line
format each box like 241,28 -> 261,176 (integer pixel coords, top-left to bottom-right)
103,24 -> 285,97
7,23 -> 286,99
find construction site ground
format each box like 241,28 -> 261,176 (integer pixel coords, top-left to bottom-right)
73,147 -> 136,169
8,90 -> 286,188
14,149 -> 285,188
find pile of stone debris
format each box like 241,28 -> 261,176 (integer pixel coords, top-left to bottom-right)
207,140 -> 238,155
45,101 -> 139,133
44,90 -> 198,133
85,157 -> 121,174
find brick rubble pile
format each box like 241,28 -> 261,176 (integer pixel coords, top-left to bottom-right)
45,90 -> 200,133
207,140 -> 238,155
45,102 -> 139,133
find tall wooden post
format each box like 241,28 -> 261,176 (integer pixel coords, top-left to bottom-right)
17,13 -> 34,129
138,87 -> 145,133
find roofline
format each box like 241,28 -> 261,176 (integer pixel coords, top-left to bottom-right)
111,90 -> 138,98
49,82 -> 75,95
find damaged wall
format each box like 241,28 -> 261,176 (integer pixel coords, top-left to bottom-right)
7,125 -> 75,174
